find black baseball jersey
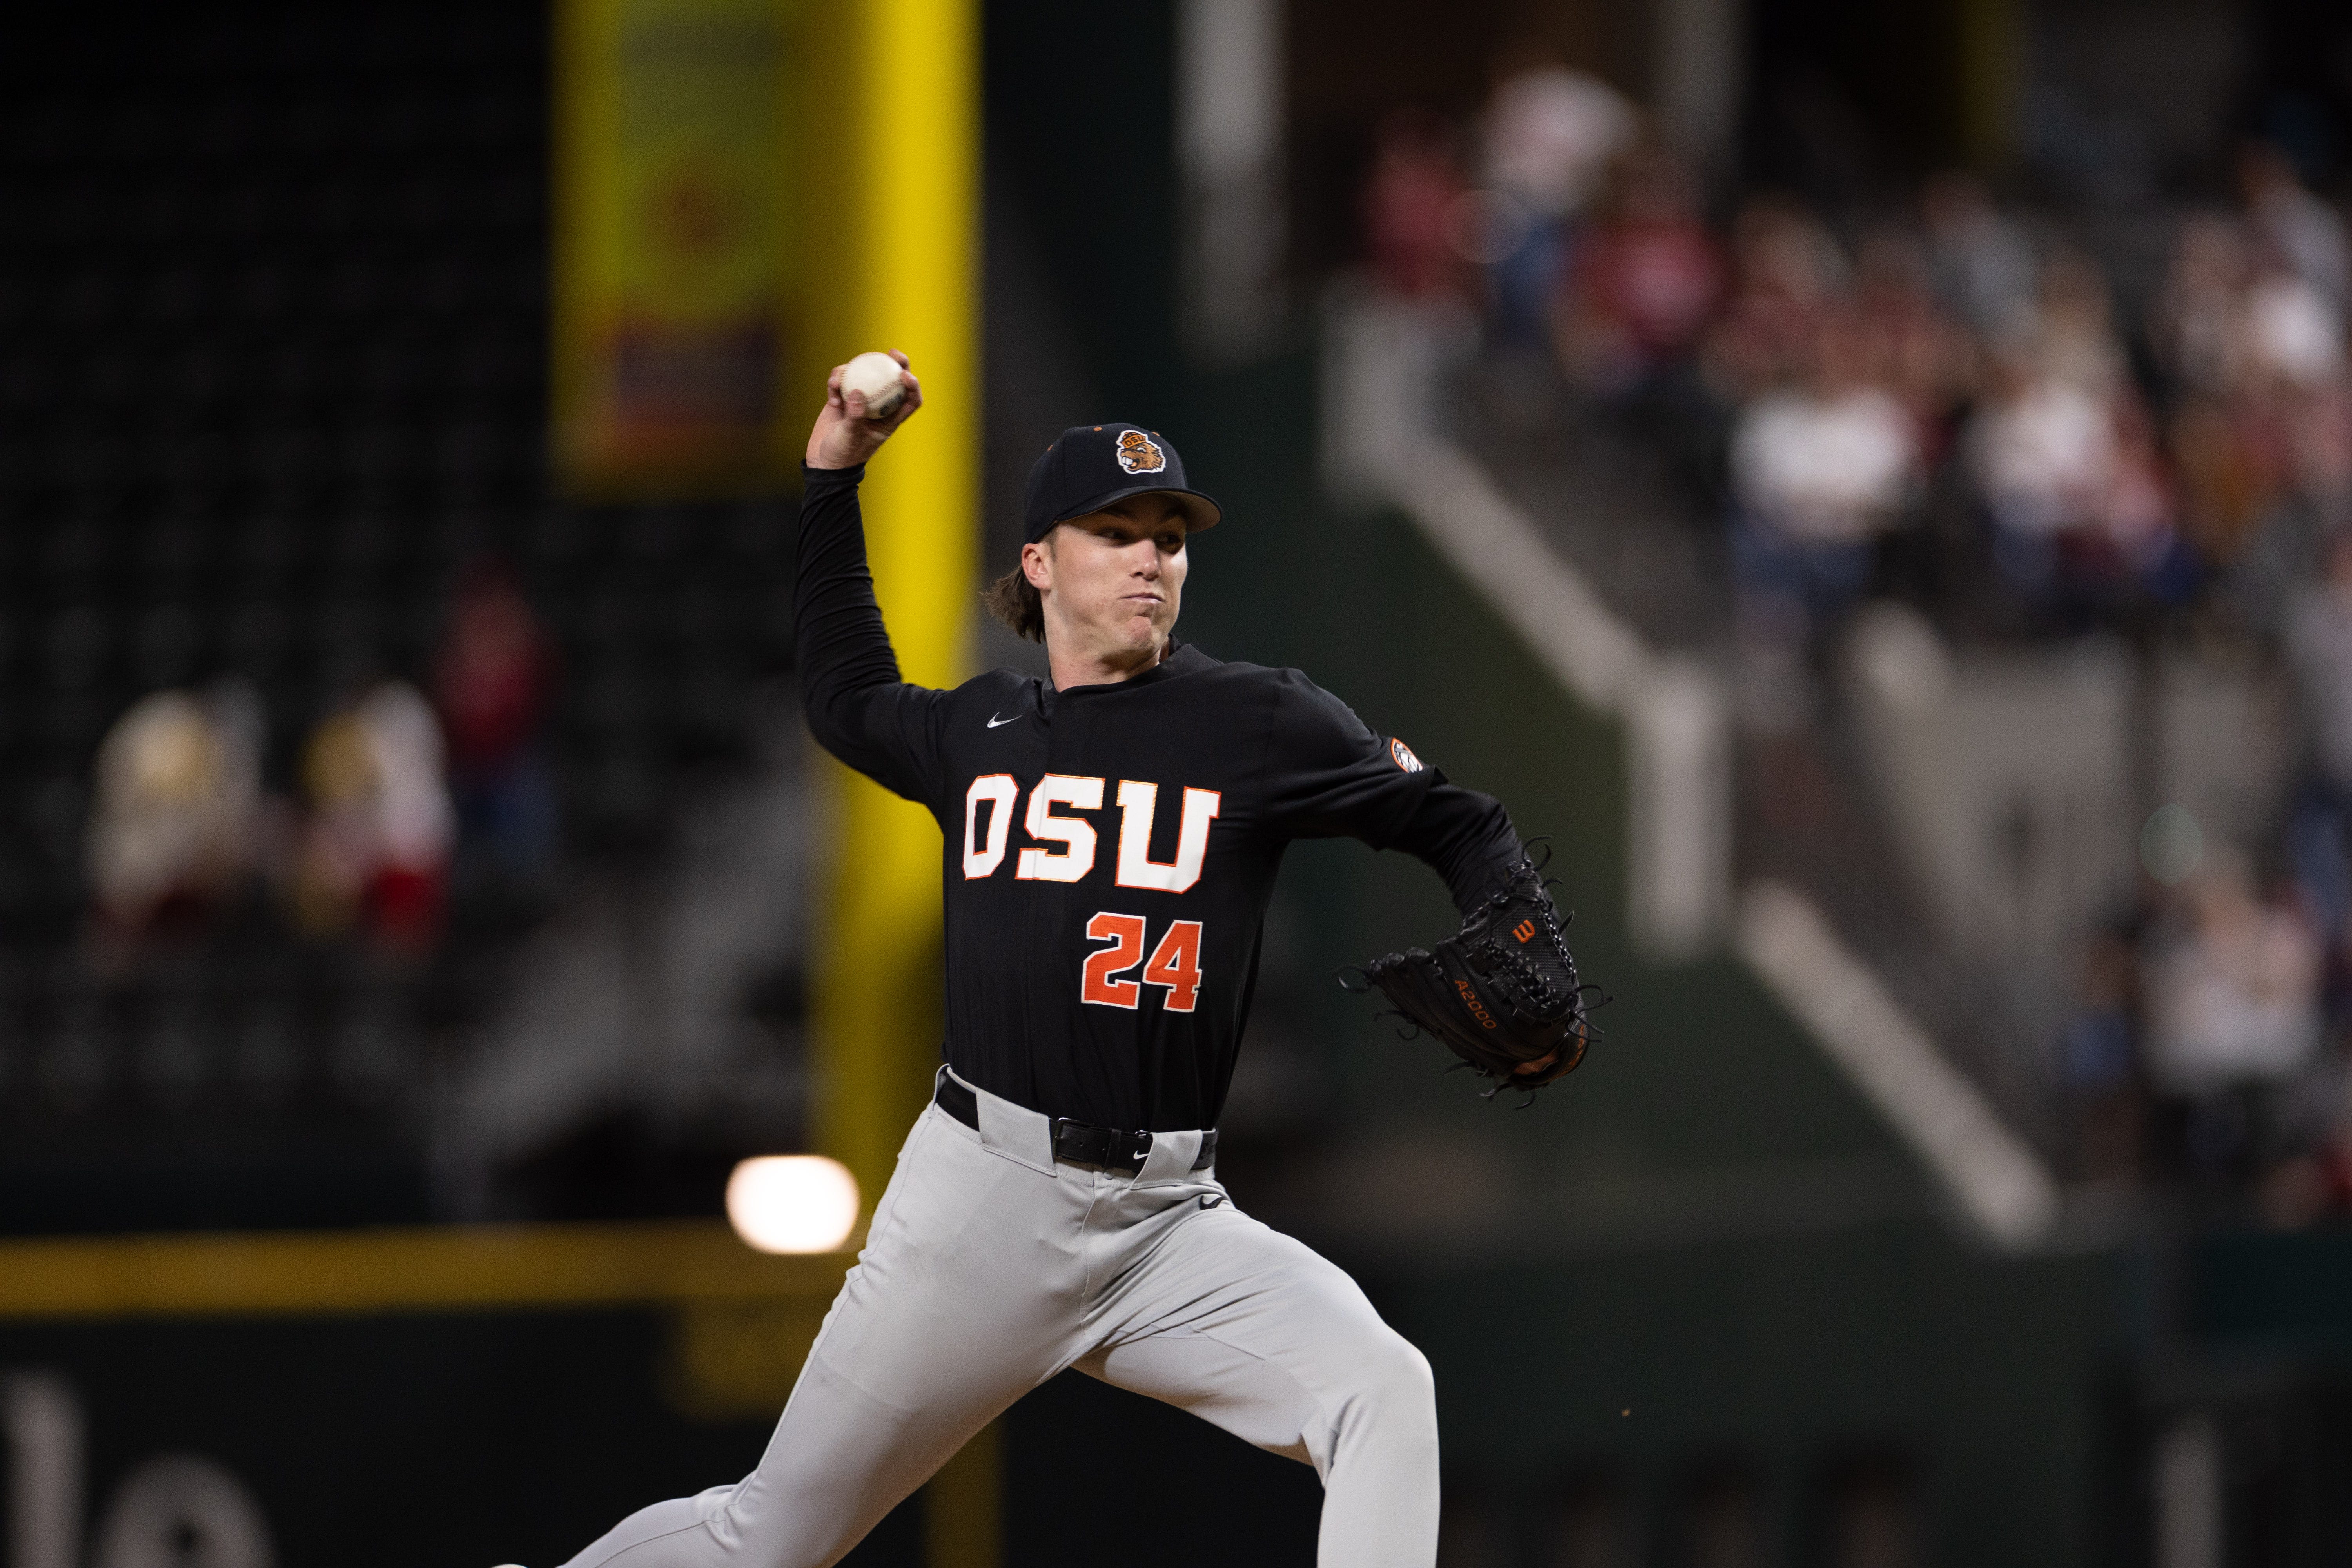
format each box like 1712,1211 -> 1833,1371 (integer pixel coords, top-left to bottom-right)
797,464 -> 1521,1131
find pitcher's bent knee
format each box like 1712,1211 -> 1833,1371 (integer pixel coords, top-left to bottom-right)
1311,1329 -> 1443,1566
1339,1328 -> 1437,1438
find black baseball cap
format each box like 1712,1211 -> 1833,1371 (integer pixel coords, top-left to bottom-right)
1021,423 -> 1223,544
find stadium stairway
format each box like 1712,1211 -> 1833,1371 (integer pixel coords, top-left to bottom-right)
1321,288 -> 2064,1248
434,722 -> 810,1221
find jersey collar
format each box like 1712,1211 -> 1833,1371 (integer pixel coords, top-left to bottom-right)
1039,639 -> 1210,715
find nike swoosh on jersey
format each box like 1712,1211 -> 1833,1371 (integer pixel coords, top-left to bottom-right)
987,713 -> 1020,728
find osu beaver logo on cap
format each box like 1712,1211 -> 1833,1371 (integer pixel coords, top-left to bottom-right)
1115,430 -> 1167,474
1390,738 -> 1423,773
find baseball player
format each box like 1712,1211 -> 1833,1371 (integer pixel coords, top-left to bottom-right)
547,354 -> 1577,1568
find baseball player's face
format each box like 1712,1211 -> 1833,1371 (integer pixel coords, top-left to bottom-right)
1028,497 -> 1190,667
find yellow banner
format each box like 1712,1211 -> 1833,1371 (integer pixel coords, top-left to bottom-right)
555,0 -> 800,490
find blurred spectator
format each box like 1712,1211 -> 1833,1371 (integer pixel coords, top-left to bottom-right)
1973,252 -> 2195,618
1701,196 -> 1846,404
1475,60 -> 1633,346
2033,250 -> 2127,393
2169,392 -> 2285,569
2289,383 -> 2352,528
2239,141 -> 2349,313
2153,214 -> 2254,397
1850,227 -> 1976,452
293,681 -> 455,953
1968,348 -> 2189,619
88,682 -> 262,943
2058,928 -> 2145,1186
1552,143 -> 1724,399
2143,853 -> 2322,1175
1362,109 -> 1471,303
2155,214 -> 2291,569
1727,312 -> 1917,648
2285,531 -> 2352,944
1920,173 -> 2036,342
2256,1089 -> 2352,1227
435,565 -> 557,886
2234,384 -> 2352,631
2153,164 -> 2349,583
2242,269 -> 2345,391
2312,1074 -> 2352,1216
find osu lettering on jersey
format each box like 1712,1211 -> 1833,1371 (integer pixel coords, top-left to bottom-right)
796,463 -> 1523,1131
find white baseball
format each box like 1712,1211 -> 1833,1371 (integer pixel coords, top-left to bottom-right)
841,352 -> 907,420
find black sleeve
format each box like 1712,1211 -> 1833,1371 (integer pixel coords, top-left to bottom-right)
793,463 -> 952,809
1259,671 -> 1521,915
1389,780 -> 1523,914
1259,671 -> 1439,847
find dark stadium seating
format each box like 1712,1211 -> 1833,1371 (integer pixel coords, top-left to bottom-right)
0,7 -> 796,1231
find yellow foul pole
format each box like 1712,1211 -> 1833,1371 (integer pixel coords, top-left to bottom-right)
803,0 -> 977,1216
798,2 -> 993,1564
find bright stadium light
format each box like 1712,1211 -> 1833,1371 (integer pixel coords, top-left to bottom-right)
725,1156 -> 861,1254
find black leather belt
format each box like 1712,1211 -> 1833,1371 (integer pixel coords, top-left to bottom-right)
933,1076 -> 1216,1174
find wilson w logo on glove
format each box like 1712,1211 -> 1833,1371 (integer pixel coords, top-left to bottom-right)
1339,847 -> 1606,1104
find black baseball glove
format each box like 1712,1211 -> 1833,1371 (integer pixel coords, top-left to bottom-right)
1342,849 -> 1600,1101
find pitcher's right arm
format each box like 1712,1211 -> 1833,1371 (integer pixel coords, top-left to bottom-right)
793,356 -> 949,807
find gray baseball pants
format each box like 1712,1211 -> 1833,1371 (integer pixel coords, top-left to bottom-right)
557,1068 -> 1439,1568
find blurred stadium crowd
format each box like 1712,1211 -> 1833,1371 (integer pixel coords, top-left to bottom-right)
88,564 -> 553,955
1361,61 -> 2352,1223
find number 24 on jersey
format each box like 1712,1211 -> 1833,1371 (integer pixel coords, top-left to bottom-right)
1082,914 -> 1203,1013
